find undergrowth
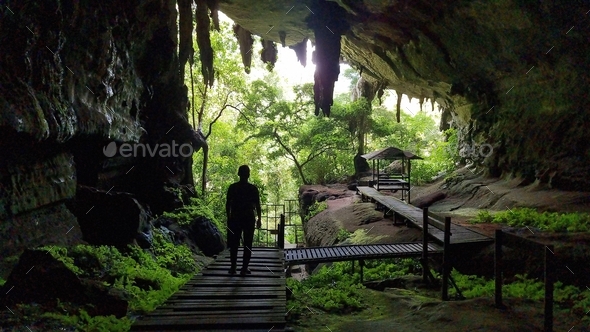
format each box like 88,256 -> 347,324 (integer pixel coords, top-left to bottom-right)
471,208 -> 590,232
306,201 -> 328,221
450,269 -> 590,321
30,228 -> 199,331
162,197 -> 226,237
286,258 -> 420,320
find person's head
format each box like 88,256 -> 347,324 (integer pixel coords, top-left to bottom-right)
237,165 -> 250,181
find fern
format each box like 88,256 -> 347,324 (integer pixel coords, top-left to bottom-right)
470,208 -> 590,232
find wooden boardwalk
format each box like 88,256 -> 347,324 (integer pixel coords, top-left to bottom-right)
357,186 -> 492,245
284,243 -> 442,265
131,248 -> 286,331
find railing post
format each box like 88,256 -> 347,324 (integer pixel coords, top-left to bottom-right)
422,208 -> 429,283
441,216 -> 451,301
495,229 -> 503,308
278,214 -> 285,249
544,244 -> 554,332
359,259 -> 365,283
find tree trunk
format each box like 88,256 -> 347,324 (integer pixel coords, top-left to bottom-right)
201,143 -> 208,196
396,91 -> 402,123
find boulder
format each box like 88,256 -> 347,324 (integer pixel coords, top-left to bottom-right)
67,186 -> 152,247
154,216 -> 225,257
0,249 -> 127,318
411,190 -> 447,208
189,216 -> 225,256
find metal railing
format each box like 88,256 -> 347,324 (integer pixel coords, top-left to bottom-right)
253,200 -> 303,248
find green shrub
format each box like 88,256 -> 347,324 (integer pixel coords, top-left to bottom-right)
287,263 -> 365,316
44,243 -> 197,313
450,270 -> 590,321
347,229 -> 387,245
471,208 -> 590,232
286,258 -> 421,319
42,310 -> 132,332
305,201 -> 328,221
336,229 -> 351,242
162,197 -> 226,237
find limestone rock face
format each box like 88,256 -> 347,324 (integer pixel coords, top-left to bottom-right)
220,0 -> 590,190
0,0 -> 201,258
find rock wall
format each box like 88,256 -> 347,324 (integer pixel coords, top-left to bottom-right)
0,0 -> 202,265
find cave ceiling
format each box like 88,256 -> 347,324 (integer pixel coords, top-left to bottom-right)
219,0 -> 589,108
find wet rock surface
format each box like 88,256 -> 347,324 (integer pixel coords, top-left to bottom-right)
0,249 -> 127,318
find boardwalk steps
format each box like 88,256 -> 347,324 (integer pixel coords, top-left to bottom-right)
131,248 -> 286,331
357,186 -> 492,245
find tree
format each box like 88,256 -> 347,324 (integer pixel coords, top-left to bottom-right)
240,78 -> 350,185
186,20 -> 248,195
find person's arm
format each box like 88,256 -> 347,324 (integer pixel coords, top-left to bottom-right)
226,186 -> 232,222
255,187 -> 262,229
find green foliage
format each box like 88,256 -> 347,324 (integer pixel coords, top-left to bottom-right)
287,258 -> 421,319
371,107 -> 456,185
336,229 -> 351,242
471,208 -> 590,232
360,258 -> 421,281
43,241 -> 197,315
42,310 -> 132,332
239,78 -> 352,185
162,197 -> 226,237
0,277 -> 5,286
151,229 -> 198,275
287,263 -> 365,316
306,201 -> 328,221
450,270 -> 590,321
347,229 -> 387,244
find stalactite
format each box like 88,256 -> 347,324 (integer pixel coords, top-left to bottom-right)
396,91 -> 402,123
195,0 -> 214,87
260,39 -> 277,70
308,0 -> 348,117
419,96 -> 424,112
279,31 -> 287,47
290,38 -> 308,67
431,98 -> 435,112
206,0 -> 219,30
178,0 -> 193,81
233,24 -> 254,74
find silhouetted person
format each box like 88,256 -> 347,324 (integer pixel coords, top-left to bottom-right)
226,165 -> 262,275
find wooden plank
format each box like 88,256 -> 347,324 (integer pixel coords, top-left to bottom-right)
162,299 -> 285,306
146,308 -> 286,316
133,315 -> 284,326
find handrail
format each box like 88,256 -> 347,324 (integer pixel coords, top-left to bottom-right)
277,214 -> 285,249
495,230 -> 553,331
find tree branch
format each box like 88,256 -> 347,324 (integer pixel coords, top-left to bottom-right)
205,92 -> 232,139
273,130 -> 308,184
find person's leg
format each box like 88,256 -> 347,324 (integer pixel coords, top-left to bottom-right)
227,223 -> 240,274
240,225 -> 255,274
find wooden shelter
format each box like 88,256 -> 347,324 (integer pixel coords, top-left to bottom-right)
361,147 -> 422,203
